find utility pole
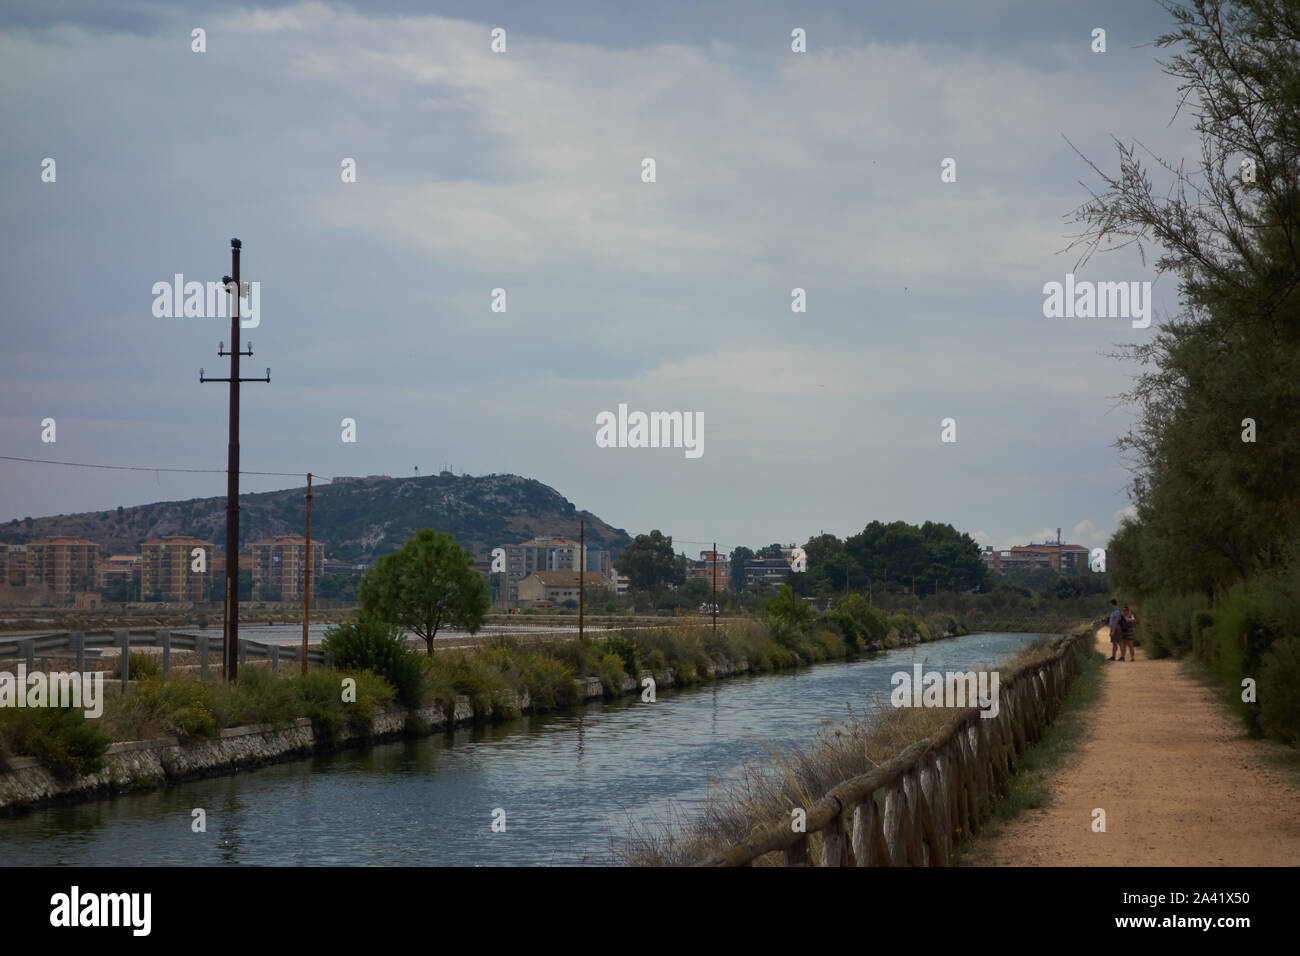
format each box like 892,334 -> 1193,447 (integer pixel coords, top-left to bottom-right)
578,519 -> 584,644
712,541 -> 718,633
200,238 -> 270,682
302,473 -> 312,676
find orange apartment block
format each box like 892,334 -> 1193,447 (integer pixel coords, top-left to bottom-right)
26,537 -> 100,597
141,536 -> 214,602
251,536 -> 325,601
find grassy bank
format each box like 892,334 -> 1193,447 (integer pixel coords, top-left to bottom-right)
0,601 -> 978,782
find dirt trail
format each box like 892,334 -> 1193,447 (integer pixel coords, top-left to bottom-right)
968,627 -> 1300,866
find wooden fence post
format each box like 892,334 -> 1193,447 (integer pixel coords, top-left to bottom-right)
117,630 -> 130,689
820,805 -> 850,867
20,639 -> 34,673
70,631 -> 85,673
197,635 -> 209,680
159,629 -> 171,676
270,644 -> 280,673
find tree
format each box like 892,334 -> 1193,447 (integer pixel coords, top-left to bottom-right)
1070,0 -> 1300,596
729,546 -> 754,591
358,528 -> 490,655
619,530 -> 683,591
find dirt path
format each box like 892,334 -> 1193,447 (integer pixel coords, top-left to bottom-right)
967,627 -> 1300,866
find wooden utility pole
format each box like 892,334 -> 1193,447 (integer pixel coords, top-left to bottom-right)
712,541 -> 718,633
578,520 -> 584,643
301,473 -> 312,676
200,238 -> 269,682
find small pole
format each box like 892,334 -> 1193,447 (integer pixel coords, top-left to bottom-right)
712,542 -> 717,633
578,519 -> 584,643
302,472 -> 312,676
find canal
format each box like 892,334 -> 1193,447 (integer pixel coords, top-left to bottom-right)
0,630 -> 1046,865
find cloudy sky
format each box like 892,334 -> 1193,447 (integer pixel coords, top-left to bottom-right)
1,0 -> 1189,556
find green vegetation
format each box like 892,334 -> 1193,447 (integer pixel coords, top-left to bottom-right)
112,651 -> 163,681
358,527 -> 491,655
796,521 -> 988,599
100,667 -> 395,745
0,706 -> 111,781
1078,1 -> 1300,745
321,617 -> 426,708
620,530 -> 686,592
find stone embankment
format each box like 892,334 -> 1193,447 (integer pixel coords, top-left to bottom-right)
0,660 -> 752,815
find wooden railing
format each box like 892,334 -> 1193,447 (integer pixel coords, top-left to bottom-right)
0,629 -> 333,687
702,624 -> 1096,866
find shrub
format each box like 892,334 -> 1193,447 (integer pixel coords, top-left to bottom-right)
1259,637 -> 1300,747
518,655 -> 577,710
594,651 -> 626,695
322,617 -> 426,708
112,651 -> 163,681
598,634 -> 639,677
0,706 -> 111,780
123,679 -> 218,741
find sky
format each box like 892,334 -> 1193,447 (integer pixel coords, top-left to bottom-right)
0,0 -> 1193,557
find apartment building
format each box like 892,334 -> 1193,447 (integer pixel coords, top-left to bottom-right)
141,536 -> 213,602
98,553 -> 142,590
250,535 -> 326,601
686,550 -> 730,590
498,537 -> 612,605
26,537 -> 99,597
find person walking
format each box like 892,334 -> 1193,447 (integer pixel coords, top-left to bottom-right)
1118,605 -> 1137,661
1107,598 -> 1123,661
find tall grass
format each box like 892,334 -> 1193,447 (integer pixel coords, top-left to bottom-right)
622,635 -> 1067,866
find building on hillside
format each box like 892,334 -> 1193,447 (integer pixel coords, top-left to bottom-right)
141,536 -> 213,602
250,536 -> 326,601
516,570 -> 608,606
0,544 -> 7,587
26,537 -> 99,597
686,550 -> 730,590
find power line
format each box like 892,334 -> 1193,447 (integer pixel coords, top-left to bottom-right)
0,454 -> 332,482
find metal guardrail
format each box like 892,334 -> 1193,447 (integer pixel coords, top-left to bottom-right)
0,629 -> 335,687
701,624 -> 1096,866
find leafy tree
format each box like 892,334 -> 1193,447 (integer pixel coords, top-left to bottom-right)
1072,0 -> 1300,596
259,584 -> 283,602
358,528 -> 490,655
619,530 -> 683,591
729,546 -> 754,591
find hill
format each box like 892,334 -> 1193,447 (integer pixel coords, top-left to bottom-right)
0,473 -> 630,564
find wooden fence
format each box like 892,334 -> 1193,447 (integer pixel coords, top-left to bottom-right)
0,629 -> 333,689
702,624 -> 1096,866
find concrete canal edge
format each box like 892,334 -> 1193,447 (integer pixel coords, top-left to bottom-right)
0,659 -> 757,816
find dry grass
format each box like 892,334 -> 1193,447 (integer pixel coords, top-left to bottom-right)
623,635 -> 1064,866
